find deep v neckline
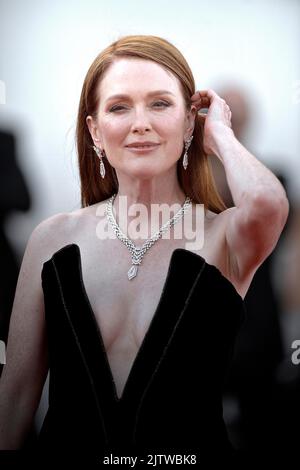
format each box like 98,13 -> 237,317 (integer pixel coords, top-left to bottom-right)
72,243 -> 206,404
47,243 -> 208,407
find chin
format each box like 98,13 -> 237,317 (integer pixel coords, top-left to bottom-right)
123,161 -> 164,179
127,169 -> 160,180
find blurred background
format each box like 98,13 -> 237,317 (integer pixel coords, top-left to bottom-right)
0,0 -> 299,463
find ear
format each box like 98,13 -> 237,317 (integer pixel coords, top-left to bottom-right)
86,115 -> 102,147
184,105 -> 197,140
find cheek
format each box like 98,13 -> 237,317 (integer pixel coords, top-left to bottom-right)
157,111 -> 186,140
135,109 -> 182,142
100,119 -> 128,146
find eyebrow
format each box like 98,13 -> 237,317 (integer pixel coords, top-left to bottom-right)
104,90 -> 175,103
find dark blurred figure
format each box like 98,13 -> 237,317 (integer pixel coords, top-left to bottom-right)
0,129 -> 31,376
210,86 -> 296,462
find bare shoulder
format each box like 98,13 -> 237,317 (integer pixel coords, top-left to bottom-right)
28,212 -> 77,264
29,206 -> 93,259
29,200 -> 110,262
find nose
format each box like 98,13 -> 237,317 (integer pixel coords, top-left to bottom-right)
131,106 -> 152,134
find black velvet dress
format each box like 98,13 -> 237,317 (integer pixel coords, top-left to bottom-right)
37,243 -> 245,466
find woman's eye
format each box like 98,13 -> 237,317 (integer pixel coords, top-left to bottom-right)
109,105 -> 127,112
152,100 -> 170,108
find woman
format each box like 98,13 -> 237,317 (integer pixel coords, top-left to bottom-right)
0,35 -> 288,465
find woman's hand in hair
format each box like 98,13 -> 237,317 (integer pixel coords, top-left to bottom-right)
191,89 -> 234,156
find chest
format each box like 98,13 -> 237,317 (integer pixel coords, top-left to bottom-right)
78,234 -> 225,352
79,240 -> 175,352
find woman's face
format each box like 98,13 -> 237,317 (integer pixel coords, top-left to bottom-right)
87,58 -> 195,179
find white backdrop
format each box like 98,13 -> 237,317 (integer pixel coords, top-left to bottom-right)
0,0 -> 299,253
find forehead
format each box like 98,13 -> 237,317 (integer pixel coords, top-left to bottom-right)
98,57 -> 182,100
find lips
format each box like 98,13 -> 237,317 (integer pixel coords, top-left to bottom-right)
126,142 -> 160,148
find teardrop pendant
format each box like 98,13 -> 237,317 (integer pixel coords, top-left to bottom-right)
128,265 -> 138,280
183,152 -> 188,170
100,160 -> 105,179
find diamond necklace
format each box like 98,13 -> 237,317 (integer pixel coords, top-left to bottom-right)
105,193 -> 192,280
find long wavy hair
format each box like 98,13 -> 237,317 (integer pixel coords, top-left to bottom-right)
76,35 -> 226,212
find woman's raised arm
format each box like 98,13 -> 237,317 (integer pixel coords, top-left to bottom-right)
192,89 -> 289,294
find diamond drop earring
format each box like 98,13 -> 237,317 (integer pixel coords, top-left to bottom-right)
93,145 -> 106,179
182,135 -> 193,170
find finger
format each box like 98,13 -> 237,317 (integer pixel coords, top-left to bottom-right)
190,97 -> 209,112
191,90 -> 209,102
194,89 -> 216,99
191,91 -> 200,101
191,94 -> 210,107
204,89 -> 221,99
194,89 -> 222,105
191,89 -> 222,112
200,97 -> 210,106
